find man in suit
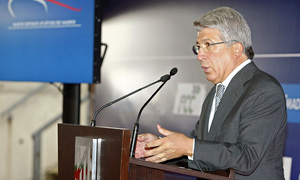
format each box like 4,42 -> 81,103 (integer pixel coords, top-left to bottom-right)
134,7 -> 287,179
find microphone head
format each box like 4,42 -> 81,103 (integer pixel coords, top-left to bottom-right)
160,68 -> 178,82
170,68 -> 178,76
160,74 -> 170,82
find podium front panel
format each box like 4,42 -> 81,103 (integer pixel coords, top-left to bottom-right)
58,123 -> 130,180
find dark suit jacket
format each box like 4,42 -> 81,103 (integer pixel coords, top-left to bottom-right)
188,62 -> 287,180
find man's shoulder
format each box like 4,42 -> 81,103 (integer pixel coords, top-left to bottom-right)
241,62 -> 282,89
252,68 -> 282,88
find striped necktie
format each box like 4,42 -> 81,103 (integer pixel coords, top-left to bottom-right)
215,84 -> 225,112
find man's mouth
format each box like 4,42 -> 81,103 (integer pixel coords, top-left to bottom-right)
201,66 -> 209,73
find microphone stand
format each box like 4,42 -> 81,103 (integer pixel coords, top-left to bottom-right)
128,68 -> 177,158
129,80 -> 168,158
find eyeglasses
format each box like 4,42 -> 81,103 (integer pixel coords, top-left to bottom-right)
192,40 -> 236,55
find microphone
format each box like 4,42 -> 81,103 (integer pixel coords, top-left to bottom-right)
129,67 -> 177,158
90,68 -> 178,127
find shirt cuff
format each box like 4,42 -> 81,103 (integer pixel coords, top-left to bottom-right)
188,138 -> 195,160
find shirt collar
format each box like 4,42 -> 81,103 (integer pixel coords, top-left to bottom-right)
217,59 -> 251,89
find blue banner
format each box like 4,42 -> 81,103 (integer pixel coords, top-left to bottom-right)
0,0 -> 96,83
282,84 -> 300,124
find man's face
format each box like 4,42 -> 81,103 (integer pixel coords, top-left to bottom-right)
196,28 -> 236,84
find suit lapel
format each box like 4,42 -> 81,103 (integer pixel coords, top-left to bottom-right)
201,87 -> 215,139
194,85 -> 215,140
206,62 -> 257,140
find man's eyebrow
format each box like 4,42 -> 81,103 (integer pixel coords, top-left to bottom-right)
196,38 -> 211,44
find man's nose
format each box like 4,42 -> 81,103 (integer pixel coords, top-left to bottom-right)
197,48 -> 205,61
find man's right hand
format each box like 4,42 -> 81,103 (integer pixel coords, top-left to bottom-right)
134,133 -> 158,158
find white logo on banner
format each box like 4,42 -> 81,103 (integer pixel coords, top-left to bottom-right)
286,94 -> 300,110
173,83 -> 206,116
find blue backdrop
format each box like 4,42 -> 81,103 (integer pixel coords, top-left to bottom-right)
0,0 -> 96,83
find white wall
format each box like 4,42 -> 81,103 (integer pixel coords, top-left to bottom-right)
0,82 -> 89,180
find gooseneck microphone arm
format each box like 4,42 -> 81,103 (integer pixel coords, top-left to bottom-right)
90,68 -> 177,127
129,68 -> 178,158
90,79 -> 161,126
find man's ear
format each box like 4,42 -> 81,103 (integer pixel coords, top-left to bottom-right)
234,42 -> 244,60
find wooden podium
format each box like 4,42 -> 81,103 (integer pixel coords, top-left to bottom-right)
58,123 -> 131,180
58,123 -> 234,180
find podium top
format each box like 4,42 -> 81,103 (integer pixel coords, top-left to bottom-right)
129,158 -> 234,180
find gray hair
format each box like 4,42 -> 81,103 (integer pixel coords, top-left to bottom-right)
194,7 -> 254,59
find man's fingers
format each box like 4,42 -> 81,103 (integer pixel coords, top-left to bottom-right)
145,138 -> 163,149
157,124 -> 174,137
137,134 -> 145,141
145,148 -> 174,163
145,153 -> 167,163
144,144 -> 165,159
137,133 -> 159,143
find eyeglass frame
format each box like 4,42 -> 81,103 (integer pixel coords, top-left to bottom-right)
192,40 -> 237,55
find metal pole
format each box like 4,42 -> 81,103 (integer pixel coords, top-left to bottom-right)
62,84 -> 80,124
32,133 -> 41,180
